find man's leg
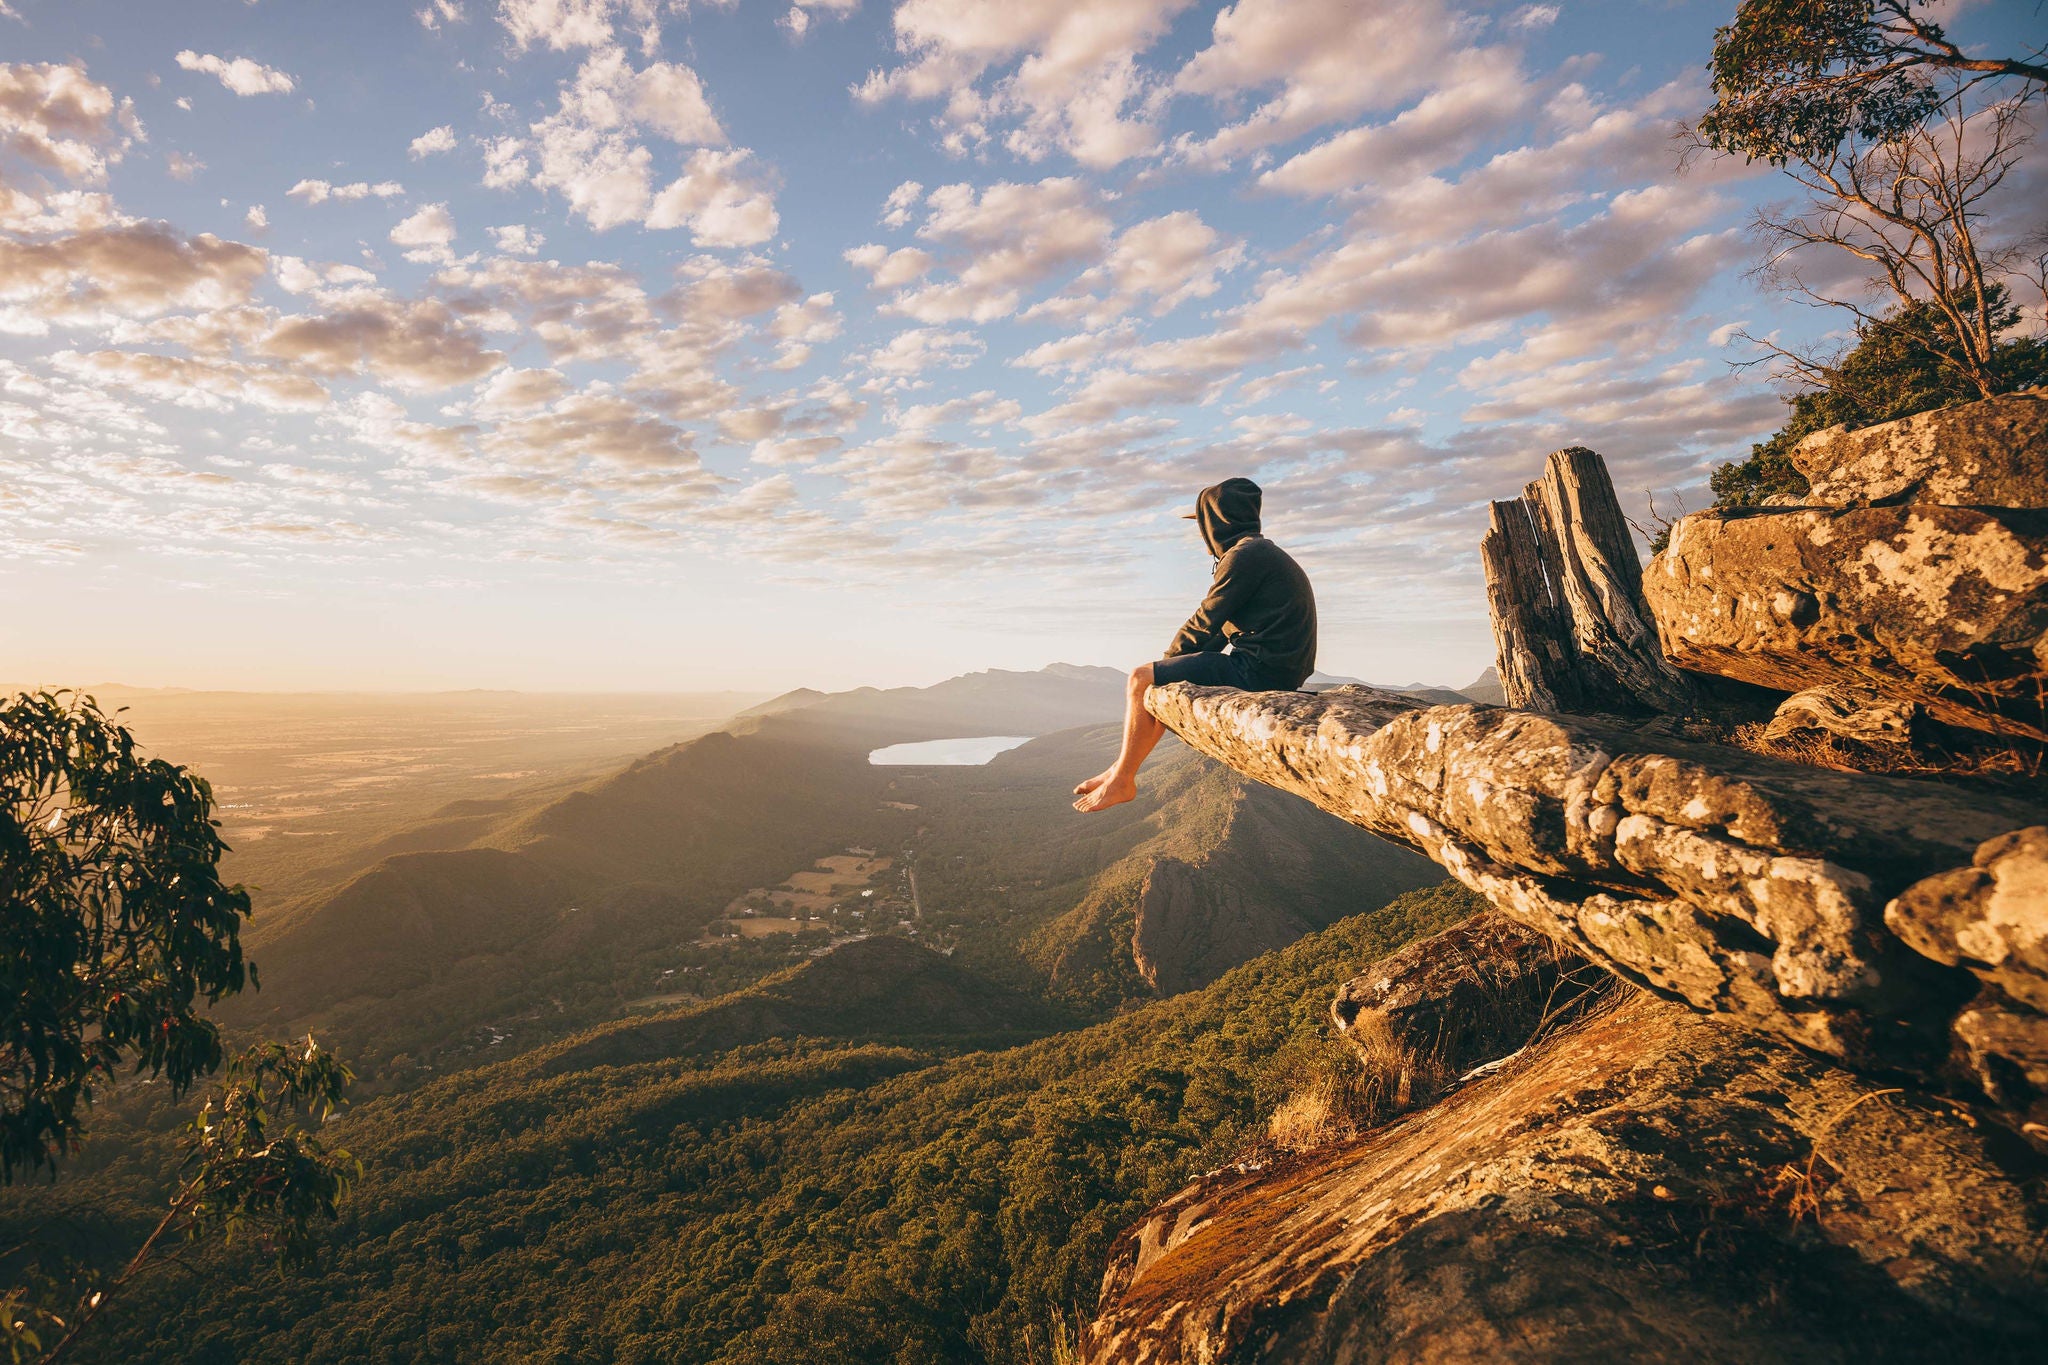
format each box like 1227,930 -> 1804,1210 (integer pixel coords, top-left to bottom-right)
1073,663 -> 1165,813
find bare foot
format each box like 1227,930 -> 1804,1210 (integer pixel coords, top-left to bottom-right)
1073,773 -> 1137,813
1072,768 -> 1116,796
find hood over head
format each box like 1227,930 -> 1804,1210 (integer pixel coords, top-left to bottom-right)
1184,477 -> 1262,557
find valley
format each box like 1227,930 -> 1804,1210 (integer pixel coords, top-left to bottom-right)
2,664 -> 1455,1364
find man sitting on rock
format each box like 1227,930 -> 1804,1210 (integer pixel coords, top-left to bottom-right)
1073,476 -> 1318,813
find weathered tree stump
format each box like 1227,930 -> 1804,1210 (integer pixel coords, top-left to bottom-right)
1481,447 -> 1697,715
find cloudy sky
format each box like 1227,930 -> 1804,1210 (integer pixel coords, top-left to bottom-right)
0,0 -> 2032,692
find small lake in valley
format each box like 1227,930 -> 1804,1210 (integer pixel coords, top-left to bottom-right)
868,736 -> 1033,766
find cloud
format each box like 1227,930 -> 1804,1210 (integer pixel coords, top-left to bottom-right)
260,293 -> 505,389
782,0 -> 861,37
879,177 -> 1113,322
768,291 -> 841,368
437,254 -> 657,361
1032,209 -> 1242,325
855,0 -> 1195,167
174,51 -> 296,97
893,389 -> 1020,431
52,348 -> 330,412
481,136 -> 531,188
410,124 -> 458,157
1333,81 -> 1729,240
469,365 -> 570,414
165,150 -> 204,181
645,148 -> 779,245
880,179 -> 922,227
390,202 -> 458,254
480,388 -> 702,472
417,0 -> 466,29
272,254 -> 378,292
844,242 -> 933,289
1172,0 -> 1484,166
627,58 -> 725,144
1011,325 -> 1125,374
0,221 -> 268,331
671,254 -> 803,320
1257,47 -> 1531,196
489,222 -> 544,254
245,204 -> 268,230
287,178 -> 405,204
523,46 -> 773,239
860,326 -> 983,378
0,61 -> 142,181
497,0 -> 676,53
1233,363 -> 1321,404
749,434 -> 839,465
1019,366 -> 1212,435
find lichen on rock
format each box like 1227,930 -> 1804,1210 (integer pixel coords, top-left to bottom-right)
1792,389 -> 2048,508
1643,504 -> 2048,740
1144,682 -> 2042,1074
1889,827 -> 2048,1013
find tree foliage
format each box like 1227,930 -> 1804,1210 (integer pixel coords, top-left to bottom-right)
1700,0 -> 2048,165
1696,0 -> 2047,413
1,692 -> 361,1364
40,885 -> 1484,1364
1,691 -> 251,1181
22,1039 -> 358,1364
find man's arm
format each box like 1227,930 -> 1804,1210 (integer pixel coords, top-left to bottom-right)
1164,544 -> 1257,657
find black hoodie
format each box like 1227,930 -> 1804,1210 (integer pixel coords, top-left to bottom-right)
1165,478 -> 1318,688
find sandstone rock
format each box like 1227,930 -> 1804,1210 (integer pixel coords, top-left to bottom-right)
1951,994 -> 2048,1140
1330,911 -> 1591,1076
1764,683 -> 1925,746
1888,827 -> 2048,1013
1645,504 -> 2048,740
1086,994 -> 2047,1364
1794,389 -> 2048,507
1143,683 -> 2044,1071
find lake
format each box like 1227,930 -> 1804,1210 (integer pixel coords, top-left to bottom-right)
868,735 -> 1033,766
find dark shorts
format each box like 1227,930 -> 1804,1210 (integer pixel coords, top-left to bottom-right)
1152,651 -> 1297,692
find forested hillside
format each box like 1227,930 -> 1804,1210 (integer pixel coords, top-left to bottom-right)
58,884 -> 1484,1365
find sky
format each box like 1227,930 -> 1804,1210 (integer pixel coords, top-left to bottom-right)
0,0 -> 2037,693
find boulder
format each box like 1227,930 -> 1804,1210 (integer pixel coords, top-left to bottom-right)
1644,504 -> 2048,740
1330,911 -> 1591,1076
1887,828 -> 2048,1139
1888,827 -> 2048,1013
1950,995 -> 2048,1140
1143,683 -> 2044,1074
1085,993 -> 2047,1364
1793,389 -> 2048,507
1763,683 -> 1925,746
